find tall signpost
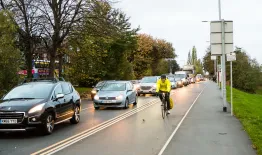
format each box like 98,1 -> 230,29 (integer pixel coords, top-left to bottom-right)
227,52 -> 236,116
210,20 -> 233,112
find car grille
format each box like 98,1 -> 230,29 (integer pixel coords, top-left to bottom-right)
140,86 -> 152,90
0,112 -> 24,123
99,97 -> 116,100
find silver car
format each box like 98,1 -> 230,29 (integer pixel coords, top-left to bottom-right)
93,81 -> 137,109
137,76 -> 159,96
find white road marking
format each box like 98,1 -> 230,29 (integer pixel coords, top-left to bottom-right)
157,85 -> 207,155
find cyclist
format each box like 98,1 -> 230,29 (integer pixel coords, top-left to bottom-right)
156,74 -> 171,114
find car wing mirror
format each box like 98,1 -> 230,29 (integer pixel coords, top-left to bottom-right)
56,93 -> 65,100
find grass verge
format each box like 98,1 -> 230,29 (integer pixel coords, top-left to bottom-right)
226,86 -> 262,155
75,87 -> 92,99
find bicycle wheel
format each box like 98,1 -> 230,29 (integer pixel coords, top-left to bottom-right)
161,99 -> 166,119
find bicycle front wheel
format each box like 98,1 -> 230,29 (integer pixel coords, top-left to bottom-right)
161,99 -> 166,119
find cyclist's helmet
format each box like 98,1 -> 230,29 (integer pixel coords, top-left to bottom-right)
161,74 -> 166,79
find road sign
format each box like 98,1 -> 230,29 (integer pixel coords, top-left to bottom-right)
211,56 -> 216,60
210,21 -> 233,55
227,52 -> 236,61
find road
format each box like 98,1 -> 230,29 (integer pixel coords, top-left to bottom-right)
0,81 -> 206,155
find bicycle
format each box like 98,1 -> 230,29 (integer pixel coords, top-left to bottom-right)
158,92 -> 169,119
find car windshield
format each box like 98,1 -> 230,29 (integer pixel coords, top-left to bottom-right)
96,81 -> 105,88
141,77 -> 157,83
169,78 -> 175,82
175,74 -> 186,79
175,77 -> 181,81
3,83 -> 54,100
101,83 -> 126,91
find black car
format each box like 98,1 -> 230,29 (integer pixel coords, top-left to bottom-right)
0,78 -> 81,135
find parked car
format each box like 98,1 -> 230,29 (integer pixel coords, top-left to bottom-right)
175,77 -> 183,88
196,74 -> 203,82
137,76 -> 159,96
0,78 -> 81,135
130,80 -> 140,91
167,76 -> 177,89
93,81 -> 137,109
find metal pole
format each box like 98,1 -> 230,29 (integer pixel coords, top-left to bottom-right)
230,61 -> 233,115
221,19 -> 227,112
218,0 -> 223,92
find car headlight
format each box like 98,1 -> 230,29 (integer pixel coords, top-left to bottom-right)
28,103 -> 45,114
94,95 -> 99,100
116,95 -> 123,100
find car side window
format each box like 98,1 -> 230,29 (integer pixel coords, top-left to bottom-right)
61,82 -> 71,95
129,83 -> 133,90
54,84 -> 63,96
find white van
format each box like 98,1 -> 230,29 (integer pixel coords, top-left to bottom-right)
174,71 -> 189,86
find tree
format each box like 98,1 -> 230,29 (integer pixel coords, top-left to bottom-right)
35,0 -> 91,77
0,0 -> 41,78
227,47 -> 261,93
187,50 -> 192,65
191,46 -> 197,65
171,60 -> 180,74
0,11 -> 22,95
202,46 -> 214,75
66,4 -> 138,86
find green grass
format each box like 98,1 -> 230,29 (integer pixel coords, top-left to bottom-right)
226,86 -> 262,154
75,87 -> 92,95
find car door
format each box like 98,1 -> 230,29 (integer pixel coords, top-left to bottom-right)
52,84 -> 64,119
127,82 -> 136,103
61,82 -> 74,119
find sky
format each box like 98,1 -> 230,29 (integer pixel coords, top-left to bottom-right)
114,0 -> 262,67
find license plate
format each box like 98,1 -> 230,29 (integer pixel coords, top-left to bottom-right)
0,119 -> 17,124
102,100 -> 115,103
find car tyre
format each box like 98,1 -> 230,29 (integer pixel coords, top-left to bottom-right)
94,107 -> 100,110
41,113 -> 54,135
124,99 -> 129,109
133,96 -> 138,106
70,106 -> 80,124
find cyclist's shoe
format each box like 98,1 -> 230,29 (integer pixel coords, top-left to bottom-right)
167,110 -> 171,114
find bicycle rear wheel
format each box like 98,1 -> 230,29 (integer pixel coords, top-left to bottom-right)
161,99 -> 166,119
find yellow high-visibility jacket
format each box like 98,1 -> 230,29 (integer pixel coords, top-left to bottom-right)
156,79 -> 171,93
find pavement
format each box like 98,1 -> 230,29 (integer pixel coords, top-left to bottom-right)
0,81 -> 256,155
161,81 -> 256,155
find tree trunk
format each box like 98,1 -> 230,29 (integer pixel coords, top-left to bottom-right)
49,49 -> 56,78
58,54 -> 63,77
26,50 -> 32,78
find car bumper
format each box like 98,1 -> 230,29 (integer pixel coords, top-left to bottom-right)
0,112 -> 45,132
137,89 -> 156,94
93,100 -> 125,107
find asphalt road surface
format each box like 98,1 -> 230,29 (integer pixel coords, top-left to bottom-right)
0,81 -> 206,155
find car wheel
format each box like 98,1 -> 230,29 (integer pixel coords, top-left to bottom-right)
95,107 -> 100,110
70,106 -> 80,124
133,96 -> 138,106
41,113 -> 54,135
124,99 -> 129,109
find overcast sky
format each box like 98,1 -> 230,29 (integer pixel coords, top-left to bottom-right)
114,0 -> 262,67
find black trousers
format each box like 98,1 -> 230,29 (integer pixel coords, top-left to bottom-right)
159,91 -> 170,110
